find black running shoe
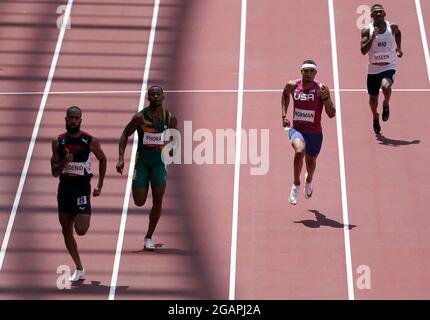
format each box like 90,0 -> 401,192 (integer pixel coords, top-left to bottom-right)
382,103 -> 390,121
373,117 -> 381,134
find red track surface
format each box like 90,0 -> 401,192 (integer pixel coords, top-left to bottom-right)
0,0 -> 429,300
336,0 -> 430,299
236,1 -> 346,299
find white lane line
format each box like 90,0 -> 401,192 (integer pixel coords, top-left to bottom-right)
0,0 -> 74,272
328,0 -> 355,300
415,0 -> 430,84
336,88 -> 430,92
1,88 -> 429,96
229,0 -> 247,301
108,0 -> 160,301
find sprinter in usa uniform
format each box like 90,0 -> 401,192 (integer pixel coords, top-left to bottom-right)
282,60 -> 336,205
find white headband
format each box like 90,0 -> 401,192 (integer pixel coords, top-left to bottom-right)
301,63 -> 317,70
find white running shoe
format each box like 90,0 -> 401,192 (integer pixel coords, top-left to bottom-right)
69,269 -> 85,282
144,238 -> 155,250
304,173 -> 313,199
288,184 -> 300,205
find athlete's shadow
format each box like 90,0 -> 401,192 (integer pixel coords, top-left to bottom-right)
376,133 -> 420,147
131,243 -> 197,256
294,210 -> 356,229
69,280 -> 129,294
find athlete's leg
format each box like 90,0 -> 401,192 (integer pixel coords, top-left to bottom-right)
292,138 -> 305,186
367,73 -> 380,118
59,213 -> 83,270
369,94 -> 379,119
145,184 -> 166,239
132,157 -> 150,206
369,93 -> 381,134
367,72 -> 383,133
302,132 -> 322,199
381,78 -> 392,104
304,155 -> 317,199
288,128 -> 306,185
305,155 -> 317,183
304,131 -> 321,198
287,129 -> 305,205
74,214 -> 91,236
381,77 -> 393,121
303,132 -> 322,182
133,188 -> 149,207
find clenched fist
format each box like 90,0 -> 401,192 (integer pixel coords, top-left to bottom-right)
116,159 -> 125,175
63,147 -> 73,164
282,116 -> 291,128
372,27 -> 379,38
319,83 -> 330,101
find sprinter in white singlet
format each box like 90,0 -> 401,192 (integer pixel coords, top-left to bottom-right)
361,4 -> 403,135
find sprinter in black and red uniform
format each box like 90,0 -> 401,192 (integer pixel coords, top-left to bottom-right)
51,106 -> 106,282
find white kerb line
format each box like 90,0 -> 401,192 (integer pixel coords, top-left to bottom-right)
328,0 -> 355,300
415,0 -> 430,84
108,0 -> 161,300
229,0 -> 247,301
0,0 -> 74,272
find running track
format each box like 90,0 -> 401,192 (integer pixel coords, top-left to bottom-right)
0,0 -> 429,300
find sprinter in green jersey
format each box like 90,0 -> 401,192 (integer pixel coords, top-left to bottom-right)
117,86 -> 177,250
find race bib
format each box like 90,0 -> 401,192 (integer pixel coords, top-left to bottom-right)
62,162 -> 85,175
77,196 -> 87,205
371,51 -> 392,64
294,108 -> 315,123
143,132 -> 165,145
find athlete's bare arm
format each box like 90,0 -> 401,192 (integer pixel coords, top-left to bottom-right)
116,112 -> 143,174
90,137 -> 106,196
390,23 -> 403,57
51,138 -> 72,177
282,80 -> 297,127
361,27 -> 376,55
170,115 -> 177,130
319,84 -> 336,118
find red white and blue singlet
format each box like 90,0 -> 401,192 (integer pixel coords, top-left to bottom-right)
292,79 -> 324,134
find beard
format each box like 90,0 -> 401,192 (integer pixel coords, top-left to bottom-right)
303,78 -> 313,85
66,123 -> 80,134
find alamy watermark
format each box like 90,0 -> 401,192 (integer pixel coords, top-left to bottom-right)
158,121 -> 270,176
356,5 -> 371,30
56,264 -> 71,290
57,5 -> 71,29
356,264 -> 371,290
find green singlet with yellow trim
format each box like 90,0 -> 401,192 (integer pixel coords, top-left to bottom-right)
132,107 -> 173,188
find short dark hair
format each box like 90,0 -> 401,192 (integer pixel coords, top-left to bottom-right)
66,105 -> 82,116
148,85 -> 164,94
302,59 -> 317,66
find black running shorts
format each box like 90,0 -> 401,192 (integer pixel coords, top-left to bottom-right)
57,180 -> 91,215
367,69 -> 396,96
